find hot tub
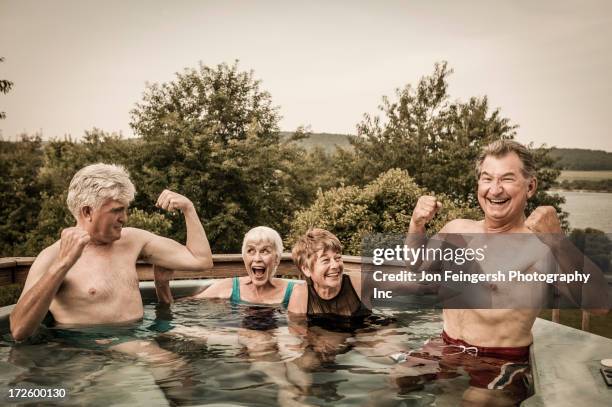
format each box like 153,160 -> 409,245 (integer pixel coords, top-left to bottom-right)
0,279 -> 498,406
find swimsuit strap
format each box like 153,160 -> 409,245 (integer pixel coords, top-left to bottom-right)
230,276 -> 241,304
282,280 -> 295,308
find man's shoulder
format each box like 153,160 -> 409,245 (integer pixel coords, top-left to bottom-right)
38,240 -> 61,260
27,241 -> 61,278
440,218 -> 483,233
120,227 -> 156,245
121,227 -> 148,238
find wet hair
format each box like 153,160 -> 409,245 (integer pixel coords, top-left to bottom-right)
67,163 -> 135,219
242,226 -> 284,262
291,228 -> 343,273
475,140 -> 536,180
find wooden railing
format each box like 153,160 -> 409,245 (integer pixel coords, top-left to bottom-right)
0,254 -> 364,285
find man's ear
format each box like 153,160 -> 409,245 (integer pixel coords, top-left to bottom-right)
81,206 -> 93,222
527,177 -> 537,199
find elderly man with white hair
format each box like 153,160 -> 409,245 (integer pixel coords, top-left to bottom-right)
10,163 -> 213,341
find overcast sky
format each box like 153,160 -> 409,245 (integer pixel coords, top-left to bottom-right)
1,0 -> 611,150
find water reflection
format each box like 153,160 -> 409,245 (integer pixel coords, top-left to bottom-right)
0,301 -> 534,406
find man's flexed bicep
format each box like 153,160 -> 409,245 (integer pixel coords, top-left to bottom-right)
138,229 -> 212,271
140,189 -> 213,271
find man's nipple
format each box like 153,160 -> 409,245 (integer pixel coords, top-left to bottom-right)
88,287 -> 97,296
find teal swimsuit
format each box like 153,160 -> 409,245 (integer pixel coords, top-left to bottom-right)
230,276 -> 295,308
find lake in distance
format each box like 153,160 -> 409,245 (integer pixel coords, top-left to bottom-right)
554,190 -> 612,232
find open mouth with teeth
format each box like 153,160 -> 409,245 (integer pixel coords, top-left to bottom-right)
325,271 -> 342,279
251,266 -> 267,279
487,197 -> 510,206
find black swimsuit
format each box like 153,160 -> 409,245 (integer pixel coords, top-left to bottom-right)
306,274 -> 371,318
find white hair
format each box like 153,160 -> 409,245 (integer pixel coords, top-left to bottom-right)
241,226 -> 284,261
66,163 -> 135,219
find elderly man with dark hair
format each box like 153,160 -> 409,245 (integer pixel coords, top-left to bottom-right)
402,139 -> 609,404
10,163 -> 213,341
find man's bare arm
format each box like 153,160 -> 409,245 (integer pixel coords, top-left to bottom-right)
154,267 -> 231,304
362,195 -> 449,297
154,265 -> 174,305
526,206 -> 609,314
141,190 -> 213,271
10,228 -> 90,341
404,195 -> 445,271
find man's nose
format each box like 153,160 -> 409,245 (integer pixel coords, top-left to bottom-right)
489,180 -> 504,195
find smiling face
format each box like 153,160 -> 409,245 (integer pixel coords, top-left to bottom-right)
82,199 -> 128,243
302,249 -> 344,291
477,152 -> 536,227
243,240 -> 279,286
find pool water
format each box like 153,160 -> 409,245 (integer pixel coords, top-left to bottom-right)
0,301 -> 509,406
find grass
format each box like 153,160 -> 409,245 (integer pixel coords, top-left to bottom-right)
539,309 -> 612,339
558,170 -> 612,182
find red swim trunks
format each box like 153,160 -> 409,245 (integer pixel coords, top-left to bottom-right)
438,331 -> 530,390
392,331 -> 531,403
441,330 -> 530,361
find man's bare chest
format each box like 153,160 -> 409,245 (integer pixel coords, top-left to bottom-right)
56,249 -> 140,302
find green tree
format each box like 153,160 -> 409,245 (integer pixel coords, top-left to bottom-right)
333,62 -> 566,226
569,228 -> 612,273
129,61 -> 316,252
0,57 -> 13,120
23,130 -> 136,254
0,135 -> 44,256
288,168 -> 480,255
127,209 -> 172,236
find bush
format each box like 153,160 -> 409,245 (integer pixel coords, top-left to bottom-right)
288,168 -> 480,255
127,209 -> 172,236
569,228 -> 612,273
0,135 -> 44,256
0,284 -> 23,307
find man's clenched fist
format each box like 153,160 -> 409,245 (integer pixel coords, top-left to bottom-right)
57,227 -> 91,270
409,195 -> 442,233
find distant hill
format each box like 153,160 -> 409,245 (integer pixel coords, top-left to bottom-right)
280,135 -> 612,170
549,148 -> 612,171
25,132 -> 612,170
280,132 -> 354,153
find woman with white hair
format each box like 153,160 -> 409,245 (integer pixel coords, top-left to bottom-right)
156,226 -> 296,307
